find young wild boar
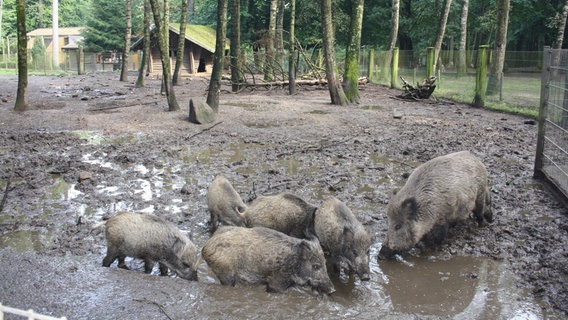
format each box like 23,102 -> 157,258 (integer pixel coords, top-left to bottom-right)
244,193 -> 317,239
202,226 -> 335,294
314,197 -> 372,281
98,212 -> 199,281
207,176 -> 247,232
378,151 -> 493,259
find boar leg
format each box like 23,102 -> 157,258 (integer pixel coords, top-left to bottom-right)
210,212 -> 218,232
102,248 -> 121,268
143,258 -> 155,274
117,256 -> 128,269
158,263 -> 169,276
265,276 -> 291,293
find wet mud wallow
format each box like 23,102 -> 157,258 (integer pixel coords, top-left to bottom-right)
0,73 -> 566,319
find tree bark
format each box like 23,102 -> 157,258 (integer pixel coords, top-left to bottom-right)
135,0 -> 151,88
275,0 -> 284,64
342,0 -> 364,104
487,0 -> 510,95
149,0 -> 180,111
385,0 -> 400,87
288,0 -> 296,95
556,0 -> 568,49
433,0 -> 452,72
52,0 -> 59,69
173,0 -> 189,85
15,0 -> 28,111
230,0 -> 243,92
264,0 -> 277,81
458,0 -> 469,76
120,0 -> 132,81
321,0 -> 347,106
206,0 -> 228,112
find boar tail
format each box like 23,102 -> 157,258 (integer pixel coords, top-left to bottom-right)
90,221 -> 107,234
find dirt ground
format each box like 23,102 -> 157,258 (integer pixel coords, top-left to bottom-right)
0,72 -> 566,319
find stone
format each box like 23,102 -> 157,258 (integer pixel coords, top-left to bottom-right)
189,99 -> 216,124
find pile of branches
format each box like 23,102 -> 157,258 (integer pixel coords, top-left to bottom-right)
399,76 -> 437,100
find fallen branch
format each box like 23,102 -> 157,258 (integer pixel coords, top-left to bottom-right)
0,179 -> 10,214
88,100 -> 158,112
185,121 -> 224,140
399,76 -> 436,100
133,298 -> 173,320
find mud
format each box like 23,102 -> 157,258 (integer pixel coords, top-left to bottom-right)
0,72 -> 566,319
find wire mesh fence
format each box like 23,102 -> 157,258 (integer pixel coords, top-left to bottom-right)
535,47 -> 568,201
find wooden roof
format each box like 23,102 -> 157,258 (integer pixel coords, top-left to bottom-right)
27,27 -> 84,37
131,24 -> 227,53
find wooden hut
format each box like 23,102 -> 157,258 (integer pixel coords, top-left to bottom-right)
131,23 -> 226,77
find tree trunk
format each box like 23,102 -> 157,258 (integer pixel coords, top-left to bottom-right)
556,0 -> 568,49
230,0 -> 243,92
206,0 -> 228,112
135,0 -> 151,88
321,0 -> 347,106
173,0 -> 189,85
52,0 -> 59,69
264,0 -> 277,81
433,0 -> 452,72
120,0 -> 132,81
37,0 -> 43,28
149,0 -> 180,111
15,0 -> 28,111
386,0 -> 400,87
487,0 -> 510,95
458,0 -> 469,76
288,0 -> 296,95
275,0 -> 284,65
342,0 -> 364,104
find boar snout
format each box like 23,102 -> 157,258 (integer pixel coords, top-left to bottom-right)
377,245 -> 399,260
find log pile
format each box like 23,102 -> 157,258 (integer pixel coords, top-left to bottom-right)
399,76 -> 437,100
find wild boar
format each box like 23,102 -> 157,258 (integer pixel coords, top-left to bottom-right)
314,197 -> 372,281
244,193 -> 317,239
378,151 -> 493,259
98,212 -> 199,280
207,176 -> 247,232
201,226 -> 335,294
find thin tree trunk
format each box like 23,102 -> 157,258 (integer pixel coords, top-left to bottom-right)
275,0 -> 284,64
37,0 -> 43,28
487,0 -> 510,95
206,0 -> 228,112
321,0 -> 347,106
120,0 -> 132,81
458,0 -> 469,76
15,0 -> 28,111
264,0 -> 277,81
149,0 -> 180,111
556,0 -> 568,49
136,0 -> 150,88
342,0 -> 364,104
52,0 -> 59,69
433,0 -> 452,72
230,0 -> 243,92
288,0 -> 296,95
385,0 -> 400,87
173,0 -> 188,85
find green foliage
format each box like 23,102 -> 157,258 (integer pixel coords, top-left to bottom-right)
30,37 -> 47,69
82,0 -> 129,52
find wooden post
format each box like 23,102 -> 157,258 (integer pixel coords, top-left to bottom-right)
534,47 -> 551,178
426,47 -> 435,77
77,46 -> 85,75
473,45 -> 489,107
367,48 -> 375,83
391,47 -> 399,89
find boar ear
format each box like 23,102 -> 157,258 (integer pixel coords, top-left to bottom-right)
172,236 -> 186,253
298,241 -> 311,261
401,197 -> 418,221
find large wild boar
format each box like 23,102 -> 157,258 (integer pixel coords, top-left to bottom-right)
202,226 -> 335,294
244,193 -> 317,238
378,151 -> 493,259
207,176 -> 247,232
97,212 -> 200,280
314,197 -> 372,281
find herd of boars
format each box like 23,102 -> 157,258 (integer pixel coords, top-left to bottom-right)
95,150 -> 493,294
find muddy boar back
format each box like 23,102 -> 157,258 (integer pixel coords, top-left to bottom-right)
315,197 -> 372,281
244,193 -> 317,239
379,151 -> 492,259
102,212 -> 199,280
207,176 -> 247,231
201,226 -> 335,294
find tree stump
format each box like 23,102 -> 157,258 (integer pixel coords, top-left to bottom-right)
399,76 -> 437,100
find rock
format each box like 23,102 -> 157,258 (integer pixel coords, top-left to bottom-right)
79,171 -> 92,181
392,108 -> 403,119
189,99 -> 216,124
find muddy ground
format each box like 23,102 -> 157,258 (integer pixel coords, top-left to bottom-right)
0,72 -> 566,319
